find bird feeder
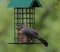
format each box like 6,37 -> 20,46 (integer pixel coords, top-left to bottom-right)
8,0 -> 42,44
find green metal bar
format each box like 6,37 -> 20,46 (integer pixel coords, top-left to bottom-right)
22,8 -> 23,24
14,8 -> 15,43
31,8 -> 33,28
26,8 -> 27,23
15,18 -> 34,19
29,8 -> 31,27
14,8 -> 17,43
34,8 -> 35,29
15,13 -> 34,14
17,8 -> 19,42
32,8 -> 35,43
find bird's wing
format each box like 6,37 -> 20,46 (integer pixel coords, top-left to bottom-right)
31,29 -> 38,35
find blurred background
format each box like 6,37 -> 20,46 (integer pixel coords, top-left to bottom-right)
0,0 -> 60,52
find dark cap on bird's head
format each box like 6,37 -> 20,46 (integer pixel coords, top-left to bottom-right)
17,23 -> 24,29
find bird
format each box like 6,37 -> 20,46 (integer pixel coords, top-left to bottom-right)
17,23 -> 48,47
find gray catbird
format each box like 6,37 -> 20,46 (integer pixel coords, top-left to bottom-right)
18,23 -> 48,47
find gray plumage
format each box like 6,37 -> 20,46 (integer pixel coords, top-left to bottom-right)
18,24 -> 48,47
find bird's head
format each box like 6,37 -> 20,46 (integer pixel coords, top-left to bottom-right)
17,23 -> 29,29
17,23 -> 24,29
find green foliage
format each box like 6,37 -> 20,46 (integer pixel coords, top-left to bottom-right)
0,0 -> 60,52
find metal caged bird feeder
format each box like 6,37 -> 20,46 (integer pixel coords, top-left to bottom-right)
8,0 -> 42,44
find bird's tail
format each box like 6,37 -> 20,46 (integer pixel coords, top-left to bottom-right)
37,36 -> 48,47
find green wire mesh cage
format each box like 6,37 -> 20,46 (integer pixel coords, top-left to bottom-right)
13,8 -> 41,44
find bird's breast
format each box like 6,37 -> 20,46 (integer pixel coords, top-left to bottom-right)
22,28 -> 33,37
